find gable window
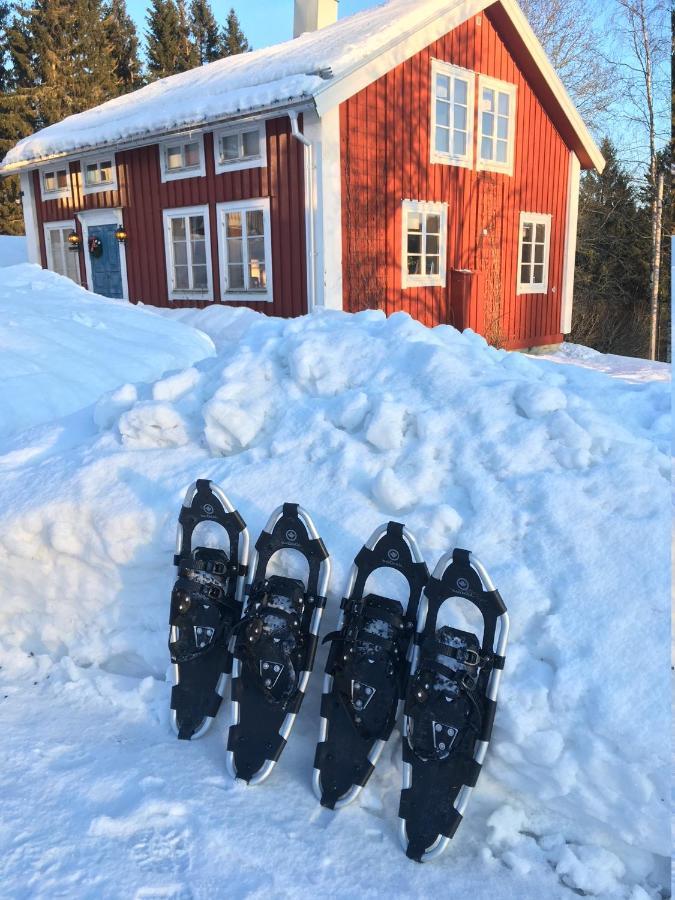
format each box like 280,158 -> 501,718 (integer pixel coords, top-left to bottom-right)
517,212 -> 551,294
162,205 -> 213,301
44,222 -> 81,284
81,154 -> 117,195
214,123 -> 267,173
41,166 -> 70,200
216,199 -> 273,301
430,60 -> 474,167
401,200 -> 448,289
477,76 -> 516,175
160,136 -> 205,182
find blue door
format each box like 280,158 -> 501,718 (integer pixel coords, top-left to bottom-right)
89,223 -> 124,298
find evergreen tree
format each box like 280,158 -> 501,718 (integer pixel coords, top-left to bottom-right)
190,0 -> 223,64
104,0 -> 143,92
572,138 -> 651,357
146,0 -> 197,79
221,7 -> 249,56
0,1 -> 30,235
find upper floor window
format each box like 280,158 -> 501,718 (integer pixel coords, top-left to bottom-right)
430,60 -> 474,168
41,166 -> 70,200
401,200 -> 448,289
160,135 -> 205,182
216,198 -> 273,301
162,205 -> 213,301
517,212 -> 551,294
214,122 -> 267,173
81,154 -> 117,195
477,75 -> 516,175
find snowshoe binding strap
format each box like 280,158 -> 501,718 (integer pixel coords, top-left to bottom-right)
313,522 -> 429,809
399,549 -> 509,862
169,480 -> 249,741
226,504 -> 331,785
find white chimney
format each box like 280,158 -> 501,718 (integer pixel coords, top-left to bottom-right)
294,0 -> 338,38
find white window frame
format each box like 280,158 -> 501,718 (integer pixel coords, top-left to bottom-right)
162,204 -> 213,302
429,59 -> 474,168
216,198 -> 273,303
43,220 -> 81,284
517,212 -> 552,295
401,199 -> 448,289
80,152 -> 118,195
476,75 -> 517,176
159,134 -> 206,183
40,164 -> 71,201
214,122 -> 267,174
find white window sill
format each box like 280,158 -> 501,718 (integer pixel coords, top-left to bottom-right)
517,285 -> 548,295
82,181 -> 118,196
221,291 -> 273,303
215,157 -> 265,175
402,277 -> 446,289
477,159 -> 514,176
161,165 -> 205,183
169,292 -> 213,302
41,189 -> 71,201
430,152 -> 472,169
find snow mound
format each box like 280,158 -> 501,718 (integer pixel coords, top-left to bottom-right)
0,264 -> 215,440
0,304 -> 669,898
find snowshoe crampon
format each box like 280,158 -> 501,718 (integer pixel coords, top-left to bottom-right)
399,549 -> 509,862
226,504 -> 330,784
169,480 -> 249,740
313,522 -> 428,809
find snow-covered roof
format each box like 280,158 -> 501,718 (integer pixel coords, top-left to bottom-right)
0,0 -> 603,173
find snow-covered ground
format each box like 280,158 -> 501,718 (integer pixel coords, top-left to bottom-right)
0,266 -> 670,899
0,233 -> 27,267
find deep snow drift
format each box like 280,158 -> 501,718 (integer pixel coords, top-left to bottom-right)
0,265 -> 214,439
0,279 -> 670,898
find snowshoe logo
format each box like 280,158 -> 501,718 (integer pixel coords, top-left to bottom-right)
456,577 -> 470,591
202,503 -> 215,515
432,721 -> 458,753
260,660 -> 284,688
194,625 -> 215,649
351,680 -> 376,710
285,529 -> 298,542
387,549 -> 400,562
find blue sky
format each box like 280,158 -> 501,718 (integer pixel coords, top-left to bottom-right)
126,0 -> 380,48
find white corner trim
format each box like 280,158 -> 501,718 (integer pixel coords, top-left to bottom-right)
215,198 -> 273,303
309,107 -> 342,310
76,207 -> 129,300
20,172 -> 41,265
213,121 -> 267,174
560,152 -> 580,334
159,134 -> 206,183
401,199 -> 448,289
429,59 -> 474,169
516,211 -> 552,296
476,74 -> 517,177
80,151 -> 118,195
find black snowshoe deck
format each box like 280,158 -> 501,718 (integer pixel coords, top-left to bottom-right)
169,479 -> 248,741
226,503 -> 330,784
399,549 -> 509,861
314,522 -> 428,809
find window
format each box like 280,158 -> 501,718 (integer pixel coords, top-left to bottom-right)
41,166 -> 70,200
162,206 -> 213,301
214,123 -> 267,173
401,200 -> 448,289
517,212 -> 551,294
159,136 -> 205,182
216,199 -> 273,301
477,76 -> 516,175
430,60 -> 474,167
81,154 -> 117,194
44,222 -> 81,284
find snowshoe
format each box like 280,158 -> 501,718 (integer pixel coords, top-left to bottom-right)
313,522 -> 428,809
399,549 -> 509,861
169,480 -> 249,740
226,504 -> 331,784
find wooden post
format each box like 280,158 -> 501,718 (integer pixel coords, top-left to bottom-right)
649,172 -> 664,361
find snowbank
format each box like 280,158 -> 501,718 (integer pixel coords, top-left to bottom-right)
0,303 -> 669,898
0,264 -> 215,440
0,234 -> 27,267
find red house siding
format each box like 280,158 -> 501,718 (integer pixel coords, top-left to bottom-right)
34,116 -> 307,317
339,9 -> 571,349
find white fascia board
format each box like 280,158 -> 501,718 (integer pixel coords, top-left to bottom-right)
308,105 -> 343,310
560,152 -> 581,334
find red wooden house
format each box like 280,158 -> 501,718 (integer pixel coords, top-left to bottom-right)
1,0 -> 603,350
